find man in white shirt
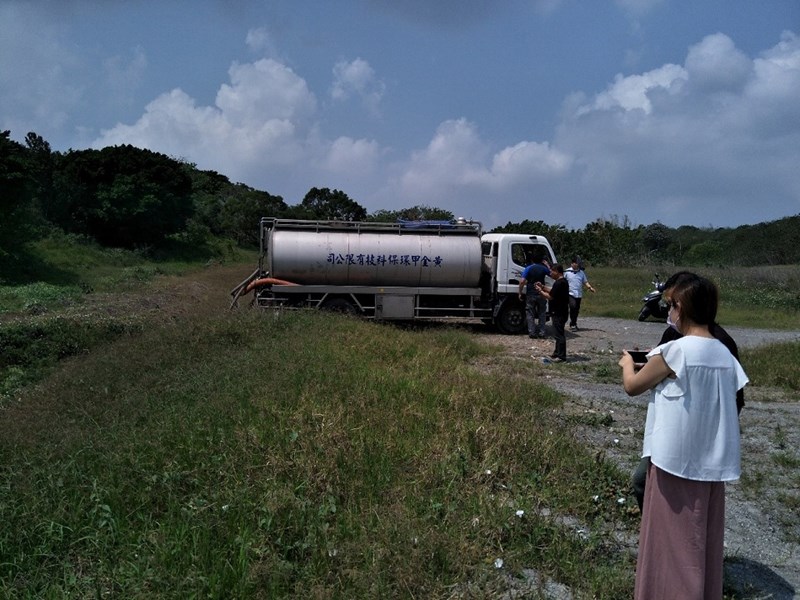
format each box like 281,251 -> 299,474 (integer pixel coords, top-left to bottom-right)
564,255 -> 595,331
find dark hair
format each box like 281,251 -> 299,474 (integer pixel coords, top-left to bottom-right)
668,273 -> 718,327
551,263 -> 564,274
571,255 -> 578,263
663,270 -> 699,290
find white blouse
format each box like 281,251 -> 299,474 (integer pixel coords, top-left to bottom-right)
642,335 -> 749,481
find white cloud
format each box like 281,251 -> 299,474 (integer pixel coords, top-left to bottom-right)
685,33 -> 752,92
94,59 -> 316,173
552,32 -> 800,227
93,55 -> 384,200
397,119 -> 572,205
331,58 -> 386,115
399,119 -> 488,196
322,136 -> 381,174
744,31 -> 800,135
245,27 -> 277,55
488,141 -> 572,185
216,59 -> 317,125
580,64 -> 687,115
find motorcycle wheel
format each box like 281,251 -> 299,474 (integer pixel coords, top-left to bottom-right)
638,306 -> 651,322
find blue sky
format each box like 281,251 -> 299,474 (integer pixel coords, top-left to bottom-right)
2,0 -> 799,230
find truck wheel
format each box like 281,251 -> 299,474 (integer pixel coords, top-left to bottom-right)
496,304 -> 526,335
321,298 -> 358,315
637,306 -> 650,321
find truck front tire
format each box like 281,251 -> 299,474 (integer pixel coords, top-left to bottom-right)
496,303 -> 526,335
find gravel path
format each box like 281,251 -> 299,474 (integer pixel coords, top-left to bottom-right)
481,317 -> 800,598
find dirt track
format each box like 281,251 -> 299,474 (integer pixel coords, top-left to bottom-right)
479,316 -> 800,599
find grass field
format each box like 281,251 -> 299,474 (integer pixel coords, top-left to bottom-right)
580,266 -> 800,330
1,239 -> 798,597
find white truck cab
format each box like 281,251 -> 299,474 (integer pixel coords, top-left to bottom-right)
481,233 -> 556,294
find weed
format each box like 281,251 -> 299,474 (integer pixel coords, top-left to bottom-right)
0,308 -> 638,597
771,452 -> 800,469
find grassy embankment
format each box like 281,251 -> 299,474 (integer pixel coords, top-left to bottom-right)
1,237 -> 798,597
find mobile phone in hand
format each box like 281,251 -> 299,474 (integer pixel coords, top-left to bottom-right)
628,350 -> 649,364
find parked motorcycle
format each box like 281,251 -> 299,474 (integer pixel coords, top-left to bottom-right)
638,273 -> 669,321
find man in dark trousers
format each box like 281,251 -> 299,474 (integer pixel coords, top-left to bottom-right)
535,263 -> 569,362
518,253 -> 551,338
631,271 -> 745,511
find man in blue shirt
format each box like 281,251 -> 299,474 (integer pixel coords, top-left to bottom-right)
518,253 -> 551,338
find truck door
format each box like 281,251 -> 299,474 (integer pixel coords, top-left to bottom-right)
497,242 -> 554,295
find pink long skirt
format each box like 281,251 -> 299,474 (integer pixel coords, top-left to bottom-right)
634,463 -> 725,600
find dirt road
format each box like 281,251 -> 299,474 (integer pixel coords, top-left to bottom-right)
481,317 -> 800,598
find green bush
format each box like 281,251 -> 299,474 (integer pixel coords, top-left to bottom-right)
0,316 -> 142,397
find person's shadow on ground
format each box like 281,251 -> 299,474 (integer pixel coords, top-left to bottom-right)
724,557 -> 796,599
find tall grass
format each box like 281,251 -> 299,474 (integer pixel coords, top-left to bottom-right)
0,310 -> 637,598
0,231 -> 254,312
740,342 -> 800,391
581,265 -> 800,330
0,315 -> 143,396
2,248 -> 799,597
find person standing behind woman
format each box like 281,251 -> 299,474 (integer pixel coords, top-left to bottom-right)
535,263 -> 568,362
619,275 -> 748,599
564,255 -> 595,330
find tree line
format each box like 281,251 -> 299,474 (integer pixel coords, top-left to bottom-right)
3,131 -> 799,268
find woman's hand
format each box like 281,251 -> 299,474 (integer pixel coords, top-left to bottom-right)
620,351 -> 673,396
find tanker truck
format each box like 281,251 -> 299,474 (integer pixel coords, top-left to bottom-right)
230,217 -> 557,334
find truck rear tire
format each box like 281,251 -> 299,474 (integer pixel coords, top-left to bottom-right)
496,303 -> 526,335
321,298 -> 358,315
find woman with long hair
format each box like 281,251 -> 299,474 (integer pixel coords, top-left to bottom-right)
619,274 -> 749,599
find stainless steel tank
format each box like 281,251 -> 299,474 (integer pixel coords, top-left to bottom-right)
268,227 -> 483,287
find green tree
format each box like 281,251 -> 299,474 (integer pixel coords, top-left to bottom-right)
642,222 -> 672,253
684,241 -> 725,266
0,131 -> 36,259
218,185 -> 287,246
368,205 -> 455,222
296,187 -> 366,221
54,145 -> 194,248
24,132 -> 56,229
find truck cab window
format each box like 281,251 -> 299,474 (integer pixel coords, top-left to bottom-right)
512,243 -> 548,267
